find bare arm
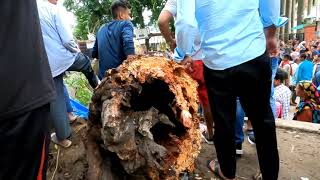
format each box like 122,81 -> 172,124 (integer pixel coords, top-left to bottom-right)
264,25 -> 278,57
158,11 -> 176,51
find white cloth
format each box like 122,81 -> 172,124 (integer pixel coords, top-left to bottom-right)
38,2 -> 77,77
163,0 -> 203,60
274,84 -> 291,119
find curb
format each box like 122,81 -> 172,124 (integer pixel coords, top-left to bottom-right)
276,119 -> 320,134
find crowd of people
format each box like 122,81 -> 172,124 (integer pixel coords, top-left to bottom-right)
277,40 -> 320,122
1,0 -> 320,180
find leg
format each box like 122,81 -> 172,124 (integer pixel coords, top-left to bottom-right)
290,85 -> 297,105
204,66 -> 237,179
237,54 -> 279,180
235,98 -> 245,145
203,103 -> 214,140
68,53 -> 99,88
270,57 -> 279,118
63,83 -> 73,113
192,60 -> 214,139
51,75 -> 72,141
0,104 -> 50,180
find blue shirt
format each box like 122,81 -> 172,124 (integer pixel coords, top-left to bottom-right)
174,0 -> 280,70
38,2 -> 77,77
92,20 -> 135,79
296,60 -> 314,83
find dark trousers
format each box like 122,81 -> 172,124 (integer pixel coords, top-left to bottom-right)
0,104 -> 50,180
51,75 -> 72,141
204,53 -> 279,179
290,85 -> 297,103
69,53 -> 99,89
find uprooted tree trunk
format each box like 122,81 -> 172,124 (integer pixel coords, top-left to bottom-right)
85,56 -> 202,180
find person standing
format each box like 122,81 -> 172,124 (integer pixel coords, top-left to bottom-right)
175,0 -> 281,179
38,0 -> 99,147
158,0 -> 214,142
92,0 -> 135,80
296,53 -> 314,83
279,54 -> 293,86
0,0 -> 56,179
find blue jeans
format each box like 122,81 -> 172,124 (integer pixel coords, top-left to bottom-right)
270,57 -> 278,118
235,98 -> 245,144
63,84 -> 73,113
51,53 -> 96,140
235,57 -> 278,144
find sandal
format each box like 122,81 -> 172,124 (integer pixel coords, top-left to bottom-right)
68,113 -> 78,124
51,133 -> 72,148
207,160 -> 224,179
253,171 -> 262,180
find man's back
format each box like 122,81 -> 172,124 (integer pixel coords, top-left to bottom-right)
175,0 -> 278,70
298,60 -> 314,82
0,0 -> 55,118
38,1 -> 76,77
93,20 -> 134,79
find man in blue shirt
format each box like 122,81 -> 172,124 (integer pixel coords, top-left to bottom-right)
296,53 -> 314,83
174,1 -> 281,179
92,0 -> 135,79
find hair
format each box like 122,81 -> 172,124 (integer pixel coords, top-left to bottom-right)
275,68 -> 288,82
300,53 -> 307,59
111,0 -> 131,19
283,54 -> 291,61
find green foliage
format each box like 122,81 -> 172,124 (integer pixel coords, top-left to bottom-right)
64,72 -> 93,106
64,0 -> 166,40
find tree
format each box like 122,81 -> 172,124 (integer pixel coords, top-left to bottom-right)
64,0 -> 166,40
285,0 -> 292,41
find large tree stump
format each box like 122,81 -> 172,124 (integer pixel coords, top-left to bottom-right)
86,56 -> 202,180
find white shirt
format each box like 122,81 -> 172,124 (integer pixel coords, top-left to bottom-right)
38,2 -> 77,77
274,84 -> 291,119
163,0 -> 203,60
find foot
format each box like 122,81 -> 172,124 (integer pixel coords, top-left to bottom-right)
208,160 -> 236,180
253,171 -> 263,180
68,112 -> 77,123
201,131 -> 214,145
247,130 -> 256,145
51,133 -> 72,148
235,143 -> 243,157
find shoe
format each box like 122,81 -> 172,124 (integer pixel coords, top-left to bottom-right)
247,130 -> 256,145
236,143 -> 243,157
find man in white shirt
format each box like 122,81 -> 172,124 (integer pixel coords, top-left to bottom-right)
38,0 -> 99,147
158,0 -> 214,141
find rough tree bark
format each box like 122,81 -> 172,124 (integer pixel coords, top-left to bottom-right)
85,56 -> 202,180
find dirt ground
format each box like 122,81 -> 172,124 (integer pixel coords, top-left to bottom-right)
47,120 -> 320,180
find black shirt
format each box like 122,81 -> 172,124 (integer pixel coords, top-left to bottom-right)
0,0 -> 55,119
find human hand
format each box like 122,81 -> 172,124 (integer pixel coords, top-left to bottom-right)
180,56 -> 193,73
264,25 -> 279,57
180,110 -> 192,128
266,36 -> 279,57
169,39 -> 177,52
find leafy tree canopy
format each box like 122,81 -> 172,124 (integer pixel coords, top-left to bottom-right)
64,0 -> 166,40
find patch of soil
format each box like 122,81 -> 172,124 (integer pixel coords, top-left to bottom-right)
47,120 -> 88,180
47,122 -> 320,180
